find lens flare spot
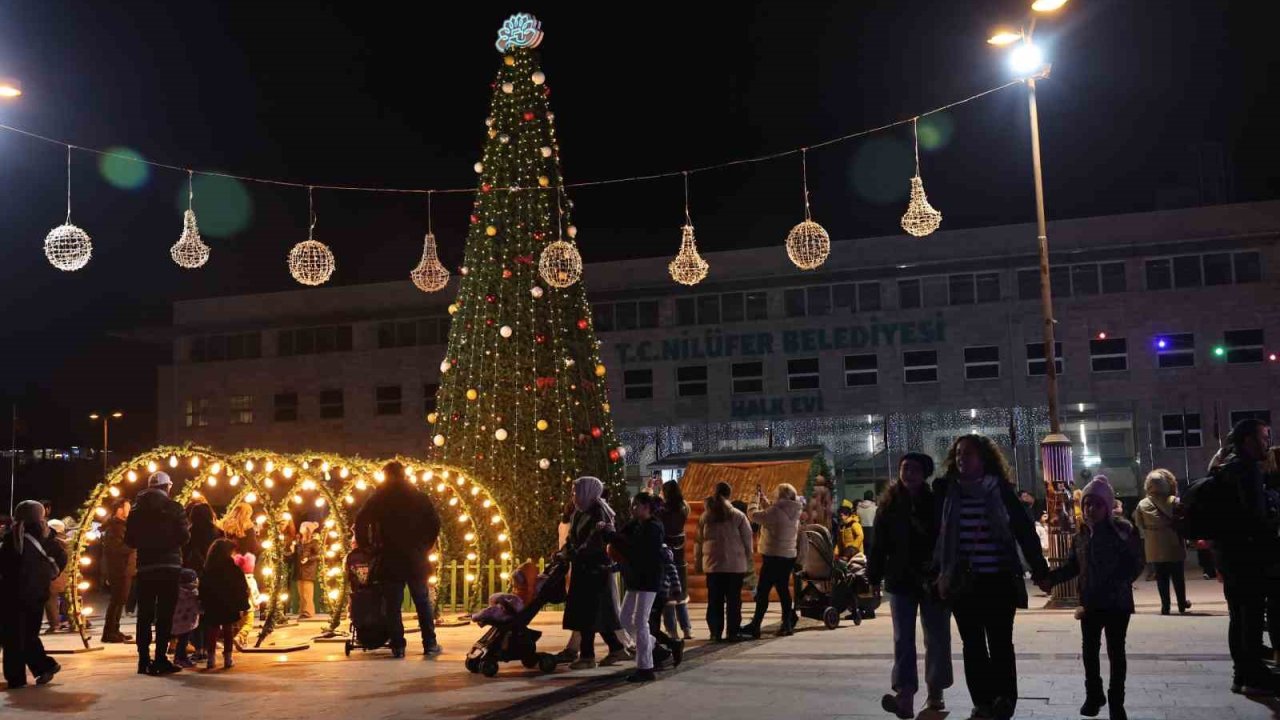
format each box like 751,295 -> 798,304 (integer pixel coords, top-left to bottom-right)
99,147 -> 150,190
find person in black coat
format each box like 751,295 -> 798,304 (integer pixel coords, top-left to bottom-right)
353,461 -> 442,657
125,472 -> 191,676
0,500 -> 67,688
200,538 -> 250,670
658,480 -> 693,640
601,491 -> 666,682
560,476 -> 627,669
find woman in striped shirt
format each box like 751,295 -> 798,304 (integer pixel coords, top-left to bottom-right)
934,434 -> 1048,720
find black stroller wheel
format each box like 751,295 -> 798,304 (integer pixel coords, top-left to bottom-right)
465,657 -> 482,673
852,607 -> 863,626
538,653 -> 558,674
344,641 -> 352,657
481,659 -> 500,677
822,607 -> 841,630
521,655 -> 540,669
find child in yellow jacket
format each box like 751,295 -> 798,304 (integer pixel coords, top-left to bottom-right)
837,499 -> 864,559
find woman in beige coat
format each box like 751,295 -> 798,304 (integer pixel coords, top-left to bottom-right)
1132,469 -> 1190,615
743,483 -> 803,637
695,482 -> 754,642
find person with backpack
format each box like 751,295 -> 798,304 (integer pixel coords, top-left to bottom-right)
0,500 -> 67,688
353,461 -> 443,658
1205,418 -> 1277,695
1132,469 -> 1190,615
125,472 -> 191,676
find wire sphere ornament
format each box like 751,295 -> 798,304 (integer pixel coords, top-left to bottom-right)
668,224 -> 709,286
785,220 -> 830,271
44,223 -> 92,272
410,232 -> 450,293
288,239 -> 336,286
901,176 -> 942,237
170,209 -> 211,269
539,239 -> 582,289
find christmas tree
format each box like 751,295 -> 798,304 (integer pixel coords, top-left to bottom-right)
429,13 -> 625,559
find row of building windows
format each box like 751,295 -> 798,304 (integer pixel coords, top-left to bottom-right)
1160,410 -> 1272,449
183,384 -> 441,427
277,325 -> 353,356
189,333 -> 262,363
376,318 -> 449,349
620,329 -> 1269,399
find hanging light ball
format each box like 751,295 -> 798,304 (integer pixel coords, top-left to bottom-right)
540,146 -> 553,158
288,239 -> 336,286
539,239 -> 583,288
494,428 -> 508,441
536,419 -> 549,431
501,82 -> 514,94
532,71 -> 546,85
784,219 -> 830,271
594,364 -> 607,378
448,303 -> 460,315
410,232 -> 450,292
901,176 -> 943,237
474,162 -> 484,173
538,458 -> 551,470
486,225 -> 498,237
427,412 -> 438,424
530,286 -> 544,299
170,209 -> 210,269
43,223 -> 92,272
433,434 -> 446,447
499,325 -> 513,338
466,388 -> 479,401
668,224 -> 709,285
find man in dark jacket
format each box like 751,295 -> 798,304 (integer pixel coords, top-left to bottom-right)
125,472 -> 191,676
100,498 -> 136,643
0,500 -> 67,688
1213,418 -> 1276,695
354,461 -> 442,657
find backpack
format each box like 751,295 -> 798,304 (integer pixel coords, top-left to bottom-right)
1175,473 -> 1232,540
19,534 -> 61,606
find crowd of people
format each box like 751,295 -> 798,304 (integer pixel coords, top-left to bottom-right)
2,417 -> 1279,719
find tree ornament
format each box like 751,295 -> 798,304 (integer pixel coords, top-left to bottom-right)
500,325 -> 513,338
594,364 -> 606,378
410,232 -> 450,293
504,55 -> 516,67
44,147 -> 92,272
485,117 -> 495,128
539,239 -> 583,288
784,150 -> 830,270
495,12 -> 544,52
564,358 -> 576,368
448,303 -> 460,315
494,428 -> 508,441
609,449 -> 621,462
530,286 -> 544,298
540,146 -> 552,158
602,402 -> 611,413
523,111 -> 536,122
535,333 -> 546,344
538,176 -> 550,187
488,129 -> 498,139
440,359 -> 452,373
466,388 -> 479,401
567,225 -> 578,239
499,134 -> 510,144
615,446 -> 626,458
474,162 -> 484,173
433,434 -> 446,447
591,427 -> 603,439
289,187 -> 336,285
532,71 -> 546,85
502,268 -> 513,278
486,225 -> 498,237
538,458 -> 551,470
485,294 -> 496,303
461,266 -> 470,275
900,118 -> 943,237
536,419 -> 549,431
501,82 -> 514,94
576,318 -> 589,330
427,412 -> 438,424
482,184 -> 492,193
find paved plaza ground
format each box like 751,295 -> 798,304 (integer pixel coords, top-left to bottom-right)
5,575 -> 1279,720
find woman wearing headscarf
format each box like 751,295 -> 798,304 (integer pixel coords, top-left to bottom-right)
560,476 -> 628,669
0,500 -> 67,688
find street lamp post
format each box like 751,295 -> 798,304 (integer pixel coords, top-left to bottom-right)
990,0 -> 1076,608
89,412 -> 124,482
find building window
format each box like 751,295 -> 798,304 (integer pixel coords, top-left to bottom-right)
1016,269 -> 1039,301
745,292 -> 768,321
1146,252 -> 1262,291
1156,333 -> 1195,368
1026,341 -> 1064,376
949,274 -> 976,305
787,358 -> 820,391
721,293 -> 745,323
1235,251 -> 1262,283
592,304 -> 614,332
1090,337 -> 1129,373
858,282 -> 882,311
184,398 -> 209,428
423,383 -> 439,413
282,325 -> 353,355
1230,409 -> 1272,427
1071,264 -> 1100,296
624,369 -> 654,400
1172,255 -> 1202,288
614,302 -> 638,331
1050,265 -> 1070,298
1162,413 -> 1202,449
844,354 -> 878,387
1145,259 -> 1172,290
375,385 -> 402,416
696,295 -> 720,325
190,332 -> 261,363
1203,253 -> 1232,286
1099,262 -> 1127,293
806,287 -> 831,316
731,362 -> 764,394
593,301 -> 660,331
898,279 -> 921,309
229,395 -> 254,425
1223,329 -> 1265,364
273,393 -> 298,423
903,350 -> 938,384
637,301 -> 659,328
376,318 -> 446,349
964,346 -> 1001,380
784,288 -> 806,317
676,366 -> 708,397
319,389 -> 344,419
976,273 -> 1000,303
676,298 -> 697,326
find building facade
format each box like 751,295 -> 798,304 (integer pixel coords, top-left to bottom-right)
157,201 -> 1280,497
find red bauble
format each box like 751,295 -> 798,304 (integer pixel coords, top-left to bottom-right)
476,453 -> 484,460
532,232 -> 544,241
576,318 -> 589,330
543,86 -> 551,97
451,413 -> 460,421
515,254 -> 534,265
486,294 -> 496,303
534,334 -> 546,344
485,318 -> 494,326
523,111 -> 535,121
470,214 -> 479,224
481,184 -> 492,193
502,268 -> 512,278
591,426 -> 603,439
609,449 -> 621,462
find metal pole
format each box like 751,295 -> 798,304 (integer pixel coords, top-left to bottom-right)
102,418 -> 110,482
1029,76 -> 1060,436
9,405 -> 15,517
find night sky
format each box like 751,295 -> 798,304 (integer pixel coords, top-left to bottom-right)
0,0 -> 1274,459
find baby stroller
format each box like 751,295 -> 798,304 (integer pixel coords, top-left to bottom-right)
465,558 -> 569,677
793,524 -> 862,629
343,547 -> 392,656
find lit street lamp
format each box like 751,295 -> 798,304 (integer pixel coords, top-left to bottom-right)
988,0 -> 1074,606
0,77 -> 21,99
89,412 -> 124,482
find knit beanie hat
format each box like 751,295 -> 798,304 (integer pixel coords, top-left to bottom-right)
1080,475 -> 1115,509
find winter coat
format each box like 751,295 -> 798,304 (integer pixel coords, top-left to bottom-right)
868,483 -> 940,596
838,515 -> 864,555
658,501 -> 690,602
100,515 -> 137,581
125,489 -> 191,574
295,534 -> 323,582
695,505 -> 754,574
0,528 -> 68,609
559,503 -> 621,633
184,520 -> 224,572
353,481 -> 441,582
603,517 -> 665,592
171,582 -> 201,636
228,526 -> 260,558
1047,518 -> 1145,613
201,558 -> 251,627
1211,455 -> 1280,577
750,498 -> 803,559
1133,496 -> 1185,563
